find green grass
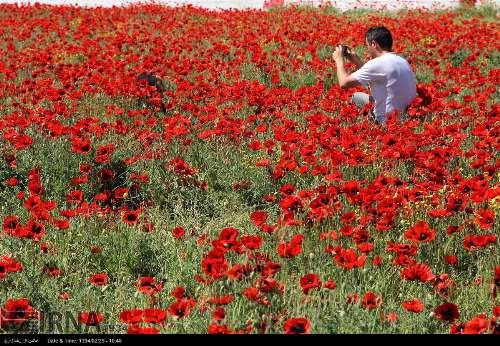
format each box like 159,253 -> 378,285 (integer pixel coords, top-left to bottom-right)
0,3 -> 498,335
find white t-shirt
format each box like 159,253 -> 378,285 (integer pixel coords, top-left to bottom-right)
352,52 -> 416,123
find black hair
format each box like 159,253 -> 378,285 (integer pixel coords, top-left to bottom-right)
136,73 -> 166,93
365,26 -> 393,51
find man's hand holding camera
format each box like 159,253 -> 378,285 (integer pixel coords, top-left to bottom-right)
333,44 -> 347,65
332,45 -> 362,90
333,45 -> 363,69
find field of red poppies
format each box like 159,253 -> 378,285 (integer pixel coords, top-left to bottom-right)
0,2 -> 498,334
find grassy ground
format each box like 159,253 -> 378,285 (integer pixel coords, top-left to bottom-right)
0,3 -> 498,334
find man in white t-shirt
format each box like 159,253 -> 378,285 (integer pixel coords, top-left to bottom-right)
333,26 -> 417,124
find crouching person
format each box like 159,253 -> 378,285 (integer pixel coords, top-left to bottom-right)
333,26 -> 417,124
136,73 -> 167,113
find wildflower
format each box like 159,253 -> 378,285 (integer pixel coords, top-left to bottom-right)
283,317 -> 310,334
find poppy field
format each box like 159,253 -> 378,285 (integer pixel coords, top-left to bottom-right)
0,2 -> 498,334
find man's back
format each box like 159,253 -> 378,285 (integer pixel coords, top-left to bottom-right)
352,52 -> 416,123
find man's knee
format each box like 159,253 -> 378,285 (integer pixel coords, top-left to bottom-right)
351,92 -> 369,109
349,94 -> 356,105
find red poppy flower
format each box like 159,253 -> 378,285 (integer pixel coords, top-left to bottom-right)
95,144 -> 116,164
217,227 -> 240,249
463,314 -> 489,334
463,234 -> 496,251
444,255 -> 458,265
241,235 -> 263,250
5,177 -> 18,186
171,287 -> 186,300
209,295 -> 234,305
346,293 -> 360,305
450,323 -> 465,334
127,324 -> 158,334
51,218 -> 70,230
227,264 -> 245,280
260,224 -> 277,234
113,187 -> 129,199
323,280 -> 337,290
99,168 -> 114,183
404,221 -> 436,243
3,215 -> 21,236
474,209 -> 494,230
2,298 -> 37,323
122,209 -> 140,226
334,248 -> 366,270
168,299 -> 196,319
340,212 -> 356,224
492,306 -> 500,317
79,163 -> 92,174
400,263 -> 435,282
66,190 -> 84,204
119,309 -> 144,324
402,298 -> 424,313
361,291 -> 382,309
4,155 -> 17,169
278,234 -> 304,258
208,322 -> 231,334
136,277 -> 163,295
243,287 -> 270,306
262,194 -> 275,202
143,308 -> 167,324
300,273 -> 321,294
435,302 -> 460,323
201,257 -> 228,279
445,194 -> 466,213
255,277 -> 285,295
357,242 -> 374,253
71,137 -> 92,155
447,225 -> 464,235
372,256 -> 382,266
433,274 -> 456,298
250,211 -> 268,226
0,256 -> 22,279
26,219 -> 45,241
212,307 -> 226,321
88,273 -> 107,286
43,266 -> 61,277
283,317 -> 310,334
340,225 -> 354,237
78,312 -> 103,326
385,312 -> 398,322
172,226 -> 186,239
58,292 -> 70,300
168,157 -> 197,176
279,184 -> 295,196
279,195 -> 303,213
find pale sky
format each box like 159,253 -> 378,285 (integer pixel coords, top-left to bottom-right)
1,0 -> 496,10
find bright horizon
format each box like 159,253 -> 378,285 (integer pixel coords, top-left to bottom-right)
1,0 -> 496,10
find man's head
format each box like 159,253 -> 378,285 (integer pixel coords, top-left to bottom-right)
136,73 -> 166,93
365,26 -> 393,58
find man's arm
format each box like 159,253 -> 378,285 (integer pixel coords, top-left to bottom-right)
344,46 -> 364,70
333,45 -> 361,89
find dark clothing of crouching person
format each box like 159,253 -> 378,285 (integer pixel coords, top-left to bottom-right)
333,26 -> 417,124
136,73 -> 167,113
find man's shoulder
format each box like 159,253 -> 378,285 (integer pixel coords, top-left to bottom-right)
385,53 -> 411,65
364,54 -> 401,67
359,57 -> 381,70
379,53 -> 414,71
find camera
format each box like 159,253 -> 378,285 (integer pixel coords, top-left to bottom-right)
341,45 -> 349,57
